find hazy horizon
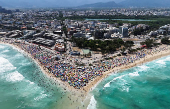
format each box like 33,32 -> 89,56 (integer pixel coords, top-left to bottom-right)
0,0 -> 124,8
0,0 -> 169,8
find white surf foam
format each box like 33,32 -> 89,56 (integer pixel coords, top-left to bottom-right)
0,57 -> 16,73
0,57 -> 24,82
104,74 -> 127,88
129,72 -> 139,76
1,49 -> 9,53
20,80 -> 40,98
26,80 -> 35,85
113,74 -> 126,80
11,46 -> 25,54
5,71 -> 24,82
165,56 -> 170,61
137,65 -> 150,72
87,95 -> 97,109
121,85 -> 130,92
14,53 -> 23,59
116,78 -> 130,92
0,45 -> 5,49
34,91 -> 47,101
104,82 -> 111,88
156,60 -> 166,65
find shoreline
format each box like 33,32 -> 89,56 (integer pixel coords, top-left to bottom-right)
1,41 -> 170,94
83,46 -> 170,93
1,41 -> 170,108
0,42 -> 90,109
0,42 -> 78,91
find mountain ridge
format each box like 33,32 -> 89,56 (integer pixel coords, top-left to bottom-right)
77,1 -> 120,8
118,0 -> 170,8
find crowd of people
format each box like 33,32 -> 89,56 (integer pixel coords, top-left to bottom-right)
1,38 -> 170,89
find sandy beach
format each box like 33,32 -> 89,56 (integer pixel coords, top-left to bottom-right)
0,41 -> 90,109
82,45 -> 170,93
1,40 -> 170,109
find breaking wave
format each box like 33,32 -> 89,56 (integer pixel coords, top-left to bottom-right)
87,95 -> 97,109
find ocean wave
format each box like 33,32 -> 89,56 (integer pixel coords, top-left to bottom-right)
0,57 -> 16,73
104,82 -> 111,88
104,74 -> 127,88
17,59 -> 32,67
0,57 -> 24,82
1,49 -> 9,53
129,72 -> 139,76
0,45 -> 5,49
121,85 -> 130,92
112,74 -> 127,81
12,46 -> 25,54
34,92 -> 47,101
5,71 -> 24,82
87,95 -> 97,109
156,60 -> 166,65
165,56 -> 170,61
14,53 -> 23,59
20,80 -> 40,98
116,78 -> 130,92
26,80 -> 35,85
137,65 -> 149,72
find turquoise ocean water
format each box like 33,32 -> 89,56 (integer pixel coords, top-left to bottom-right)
0,44 -> 69,109
88,54 -> 170,109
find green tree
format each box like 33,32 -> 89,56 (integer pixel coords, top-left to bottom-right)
161,37 -> 170,44
62,26 -> 68,37
141,39 -> 155,48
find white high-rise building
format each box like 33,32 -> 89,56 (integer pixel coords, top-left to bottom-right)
119,26 -> 129,37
